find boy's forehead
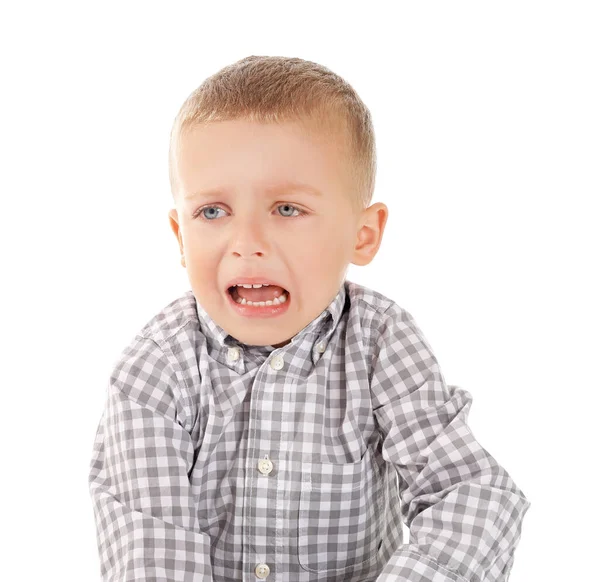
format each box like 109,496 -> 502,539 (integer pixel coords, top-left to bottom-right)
176,120 -> 352,203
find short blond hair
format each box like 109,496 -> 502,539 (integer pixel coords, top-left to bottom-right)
168,55 -> 376,215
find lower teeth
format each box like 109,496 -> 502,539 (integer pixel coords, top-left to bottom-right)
231,289 -> 288,306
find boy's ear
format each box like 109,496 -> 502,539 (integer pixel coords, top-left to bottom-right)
351,202 -> 388,266
168,208 -> 184,254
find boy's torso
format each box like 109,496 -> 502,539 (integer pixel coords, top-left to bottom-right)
119,280 -> 406,581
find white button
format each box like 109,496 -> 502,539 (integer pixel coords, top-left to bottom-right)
255,563 -> 270,578
269,354 -> 284,370
316,341 -> 326,353
227,347 -> 240,361
258,457 -> 273,475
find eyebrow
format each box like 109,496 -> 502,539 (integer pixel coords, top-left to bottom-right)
184,181 -> 323,200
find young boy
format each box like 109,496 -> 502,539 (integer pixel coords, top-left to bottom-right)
88,55 -> 530,581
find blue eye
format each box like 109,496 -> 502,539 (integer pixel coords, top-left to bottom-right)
277,204 -> 301,218
198,207 -> 226,221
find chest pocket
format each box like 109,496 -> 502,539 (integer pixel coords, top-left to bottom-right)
297,447 -> 384,574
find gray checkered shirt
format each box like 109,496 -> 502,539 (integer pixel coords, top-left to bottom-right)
88,280 -> 530,581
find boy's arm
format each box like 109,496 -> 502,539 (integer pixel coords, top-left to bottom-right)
88,335 -> 213,581
370,306 -> 531,582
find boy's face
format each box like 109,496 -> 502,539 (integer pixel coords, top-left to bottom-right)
169,118 -> 387,348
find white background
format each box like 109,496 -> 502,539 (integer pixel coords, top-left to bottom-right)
1,2 -> 598,580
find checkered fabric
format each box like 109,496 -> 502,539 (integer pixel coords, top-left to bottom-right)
88,279 -> 530,581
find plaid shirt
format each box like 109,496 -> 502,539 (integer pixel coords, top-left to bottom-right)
88,280 -> 530,581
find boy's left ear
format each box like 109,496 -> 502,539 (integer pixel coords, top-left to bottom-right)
351,202 -> 388,266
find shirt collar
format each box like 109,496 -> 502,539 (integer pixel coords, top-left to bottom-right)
194,281 -> 348,352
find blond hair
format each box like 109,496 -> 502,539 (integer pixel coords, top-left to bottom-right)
168,55 -> 376,214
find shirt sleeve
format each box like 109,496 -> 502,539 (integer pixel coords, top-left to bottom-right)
370,306 -> 531,582
88,334 -> 213,581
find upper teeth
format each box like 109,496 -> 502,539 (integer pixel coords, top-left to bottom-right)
235,283 -> 271,288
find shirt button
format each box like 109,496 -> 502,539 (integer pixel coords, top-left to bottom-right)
316,341 -> 326,353
255,563 -> 270,578
258,457 -> 274,475
269,354 -> 284,370
227,347 -> 240,362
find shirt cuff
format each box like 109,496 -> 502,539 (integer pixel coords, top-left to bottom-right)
376,548 -> 469,582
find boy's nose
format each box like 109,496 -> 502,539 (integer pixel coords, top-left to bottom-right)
229,219 -> 270,258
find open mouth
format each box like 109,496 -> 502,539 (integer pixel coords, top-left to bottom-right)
227,285 -> 290,307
